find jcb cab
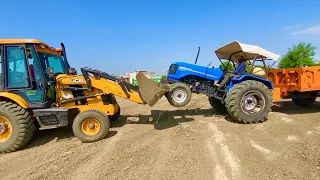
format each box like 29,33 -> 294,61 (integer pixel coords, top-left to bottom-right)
0,39 -> 168,153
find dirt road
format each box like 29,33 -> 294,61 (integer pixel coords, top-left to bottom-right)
0,94 -> 319,180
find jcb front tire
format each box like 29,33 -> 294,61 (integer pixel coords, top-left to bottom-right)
0,101 -> 35,153
166,83 -> 192,107
225,80 -> 272,124
72,109 -> 110,143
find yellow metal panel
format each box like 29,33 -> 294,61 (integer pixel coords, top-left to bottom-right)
35,46 -> 60,55
90,78 -> 144,104
0,39 -> 44,44
55,72 -> 142,116
0,39 -> 59,56
272,87 -> 282,101
0,92 -> 29,109
76,104 -> 117,115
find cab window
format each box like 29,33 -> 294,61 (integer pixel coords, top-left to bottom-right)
48,56 -> 64,73
38,52 -> 66,74
6,46 -> 30,88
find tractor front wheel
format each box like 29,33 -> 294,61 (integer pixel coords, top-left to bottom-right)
225,80 -> 272,124
166,83 -> 192,107
72,109 -> 110,143
0,101 -> 35,153
208,97 -> 227,113
292,97 -> 316,107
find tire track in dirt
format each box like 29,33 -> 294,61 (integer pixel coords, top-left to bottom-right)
213,104 -> 320,180
205,121 -> 242,180
1,94 -> 320,180
69,98 -> 159,180
69,95 -> 215,180
0,136 -> 117,180
70,132 -> 124,180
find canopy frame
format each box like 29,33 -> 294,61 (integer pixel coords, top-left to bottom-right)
215,41 -> 280,78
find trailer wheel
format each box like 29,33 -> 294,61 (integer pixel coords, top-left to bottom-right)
208,97 -> 227,113
292,97 -> 316,107
225,80 -> 272,124
72,109 -> 110,143
108,107 -> 120,121
166,82 -> 192,107
0,101 -> 35,153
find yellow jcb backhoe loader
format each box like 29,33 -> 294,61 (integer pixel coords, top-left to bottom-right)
0,39 -> 169,153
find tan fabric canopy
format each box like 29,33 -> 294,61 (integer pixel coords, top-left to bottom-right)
214,40 -> 280,63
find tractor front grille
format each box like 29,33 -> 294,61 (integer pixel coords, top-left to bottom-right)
168,64 -> 177,75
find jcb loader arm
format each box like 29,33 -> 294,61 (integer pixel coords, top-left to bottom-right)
81,68 -> 170,106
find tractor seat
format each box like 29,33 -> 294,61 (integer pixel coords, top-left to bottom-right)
252,67 -> 266,77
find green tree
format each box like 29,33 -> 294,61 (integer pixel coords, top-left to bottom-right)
220,61 -> 252,73
161,75 -> 167,80
278,42 -> 317,68
245,61 -> 252,73
220,61 -> 234,71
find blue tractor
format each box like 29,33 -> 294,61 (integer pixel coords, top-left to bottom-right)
164,41 -> 280,123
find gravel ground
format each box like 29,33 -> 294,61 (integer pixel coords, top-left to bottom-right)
0,94 -> 319,180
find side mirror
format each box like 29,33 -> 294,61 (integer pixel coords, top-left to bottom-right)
47,67 -> 54,77
69,68 -> 77,75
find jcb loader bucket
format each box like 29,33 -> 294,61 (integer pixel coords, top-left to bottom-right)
136,72 -> 170,106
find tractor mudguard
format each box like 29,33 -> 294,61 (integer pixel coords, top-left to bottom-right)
136,72 -> 171,106
227,74 -> 273,92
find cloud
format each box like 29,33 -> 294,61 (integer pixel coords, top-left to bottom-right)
281,25 -> 301,31
290,25 -> 320,35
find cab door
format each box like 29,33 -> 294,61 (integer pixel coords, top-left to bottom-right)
4,45 -> 48,106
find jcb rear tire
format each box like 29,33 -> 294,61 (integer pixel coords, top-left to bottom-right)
225,80 -> 272,124
166,82 -> 192,107
72,109 -> 110,143
209,97 -> 227,113
292,97 -> 316,107
0,101 -> 35,153
108,107 -> 120,121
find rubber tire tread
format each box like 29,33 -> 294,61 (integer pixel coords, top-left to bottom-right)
108,107 -> 120,121
209,97 -> 227,113
292,97 -> 316,107
72,109 -> 110,143
167,82 -> 192,107
0,101 -> 35,154
225,80 -> 272,124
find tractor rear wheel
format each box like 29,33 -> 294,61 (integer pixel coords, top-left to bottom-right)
292,97 -> 316,107
166,82 -> 192,107
208,97 -> 227,113
72,109 -> 110,143
225,80 -> 272,124
0,101 -> 35,153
